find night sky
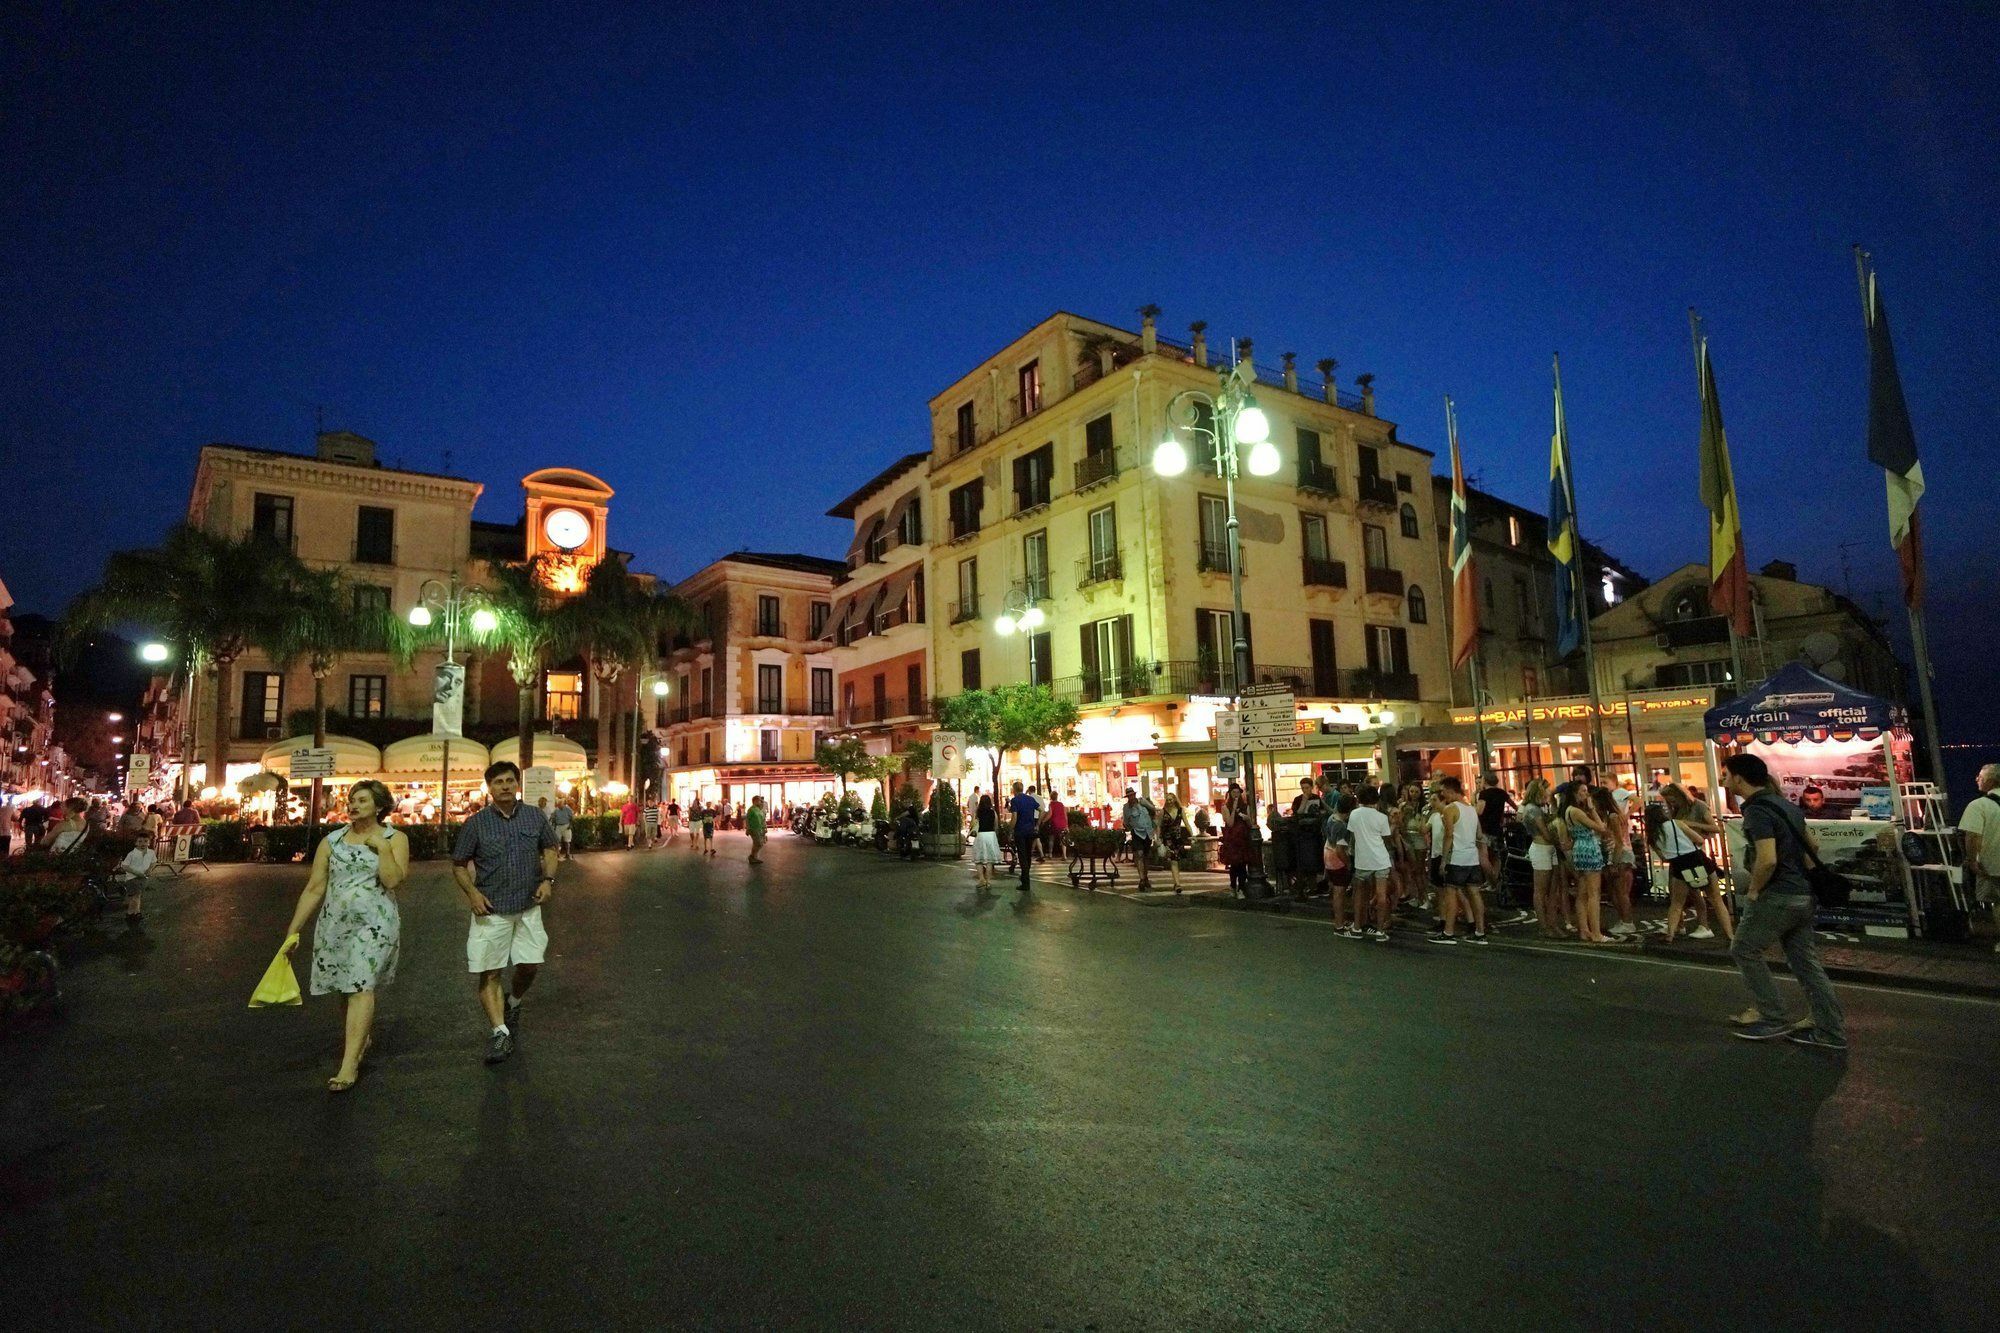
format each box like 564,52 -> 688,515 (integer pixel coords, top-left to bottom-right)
4,4 -> 1994,737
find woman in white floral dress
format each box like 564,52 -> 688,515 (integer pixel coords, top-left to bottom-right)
281,780 -> 409,1092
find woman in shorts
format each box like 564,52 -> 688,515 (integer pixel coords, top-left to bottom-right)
1518,779 -> 1563,938
1595,785 -> 1639,938
1559,782 -> 1612,943
971,792 -> 1002,889
1652,783 -> 1733,943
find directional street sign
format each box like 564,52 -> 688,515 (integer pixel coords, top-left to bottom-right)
1233,687 -> 1303,749
291,746 -> 338,779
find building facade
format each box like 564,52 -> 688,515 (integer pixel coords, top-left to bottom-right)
923,309 -> 1449,809
822,452 -> 932,785
658,551 -> 846,811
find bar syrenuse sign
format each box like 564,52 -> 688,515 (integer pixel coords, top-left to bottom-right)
1449,694 -> 1711,727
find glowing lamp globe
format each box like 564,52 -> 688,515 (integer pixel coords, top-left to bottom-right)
1235,400 -> 1270,444
652,679 -> 669,697
994,613 -> 1017,636
1151,437 -> 1188,476
407,605 -> 434,628
1019,605 -> 1046,631
140,642 -> 170,664
1246,440 -> 1281,477
469,608 -> 499,635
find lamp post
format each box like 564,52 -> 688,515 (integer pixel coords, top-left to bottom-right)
991,585 -> 1049,682
631,672 -> 670,801
1151,358 -> 1281,821
409,575 -> 495,827
140,640 -> 196,805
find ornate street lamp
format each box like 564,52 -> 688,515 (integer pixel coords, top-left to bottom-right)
991,584 -> 1048,682
1152,357 -> 1282,819
632,673 -> 670,799
409,575 -> 493,826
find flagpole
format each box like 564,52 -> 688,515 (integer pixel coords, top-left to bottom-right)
1690,308 -> 1747,687
1553,355 -> 1610,770
1447,396 -> 1493,785
1855,245 -> 1949,796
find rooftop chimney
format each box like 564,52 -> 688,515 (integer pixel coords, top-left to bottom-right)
1760,559 -> 1798,581
1282,352 -> 1298,394
1237,337 -> 1255,378
316,431 -> 378,466
1139,304 -> 1159,354
1356,374 -> 1376,417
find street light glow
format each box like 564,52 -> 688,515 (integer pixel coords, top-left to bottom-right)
407,605 -> 434,627
652,679 -> 669,697
469,608 -> 499,634
994,613 -> 1017,636
1246,440 -> 1281,477
107,712 -> 123,722
1151,437 -> 1188,476
140,642 -> 170,663
1019,605 -> 1045,631
1235,399 -> 1270,444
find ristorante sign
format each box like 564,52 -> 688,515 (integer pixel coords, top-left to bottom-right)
1448,694 -> 1711,727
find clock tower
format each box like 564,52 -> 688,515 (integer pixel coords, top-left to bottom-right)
521,467 -> 614,592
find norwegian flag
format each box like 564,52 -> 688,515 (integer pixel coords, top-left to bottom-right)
1447,401 -> 1478,671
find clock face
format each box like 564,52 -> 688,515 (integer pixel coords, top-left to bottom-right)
542,507 -> 591,552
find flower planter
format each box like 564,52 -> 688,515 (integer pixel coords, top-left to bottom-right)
922,832 -> 965,860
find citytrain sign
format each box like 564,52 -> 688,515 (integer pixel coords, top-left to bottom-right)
1447,694 -> 1711,728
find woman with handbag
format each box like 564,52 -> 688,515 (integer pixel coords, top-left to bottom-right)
279,780 -> 409,1092
1158,792 -> 1192,893
1652,784 -> 1733,944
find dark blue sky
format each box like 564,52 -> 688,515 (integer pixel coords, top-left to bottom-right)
4,3 -> 1994,731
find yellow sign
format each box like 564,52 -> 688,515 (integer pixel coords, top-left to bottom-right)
1448,695 -> 1710,727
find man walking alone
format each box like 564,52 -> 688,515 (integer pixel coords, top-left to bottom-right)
746,794 -> 768,864
1721,754 -> 1846,1049
452,761 -> 559,1066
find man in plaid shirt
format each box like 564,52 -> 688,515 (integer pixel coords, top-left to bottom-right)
453,761 -> 558,1065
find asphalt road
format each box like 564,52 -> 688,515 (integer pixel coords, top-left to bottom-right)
3,830 -> 1996,1331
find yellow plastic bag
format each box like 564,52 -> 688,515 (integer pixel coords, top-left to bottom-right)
249,935 -> 303,1008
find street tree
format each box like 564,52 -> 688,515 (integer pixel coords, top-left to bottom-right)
63,523 -> 301,797
478,557 -> 577,769
814,734 -> 872,797
554,555 -> 701,784
936,683 -> 1079,792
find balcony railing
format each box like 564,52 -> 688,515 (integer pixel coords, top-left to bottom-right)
949,597 -> 980,625
1149,660 -> 1315,697
1356,475 -> 1397,509
1075,450 -> 1121,490
1196,540 -> 1238,575
1078,552 -> 1122,587
1345,668 -> 1422,700
839,696 -> 934,726
1302,555 -> 1348,588
1296,461 -> 1340,496
1013,487 -> 1052,517
1052,664 -> 1155,705
1660,616 -> 1731,648
948,519 -> 981,543
1363,566 -> 1404,597
1153,336 -> 1368,412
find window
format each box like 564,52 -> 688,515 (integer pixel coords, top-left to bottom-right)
1296,427 -> 1323,467
1363,524 -> 1389,570
864,519 -> 887,564
1407,586 -> 1428,624
760,729 -> 780,762
352,584 -> 390,618
872,673 -> 888,717
809,600 -> 831,638
1515,576 -> 1533,621
949,480 -> 983,539
355,505 -> 395,564
756,664 -> 783,713
1508,514 -> 1523,547
1077,614 -> 1134,698
1018,360 -> 1042,416
1395,472 -> 1413,493
810,667 -> 833,715
701,733 -> 712,764
757,595 -> 782,637
348,674 -> 387,719
1023,529 -> 1049,599
896,497 -> 922,546
1522,666 -> 1540,698
1085,413 -> 1114,458
239,672 -> 284,738
956,401 -> 976,452
1087,504 -> 1118,579
1198,495 -> 1230,569
961,648 -> 982,691
1669,587 -> 1711,621
1309,619 -> 1338,696
252,493 -> 293,548
1366,624 -> 1411,677
1028,631 -> 1052,687
699,667 -> 712,714
1399,503 -> 1420,539
906,663 -> 923,712
842,681 -> 856,718
544,670 -> 583,721
1195,608 -> 1251,690
956,557 -> 978,619
1358,445 -> 1382,483
1302,513 -> 1329,561
677,673 -> 691,717
1013,443 -> 1054,512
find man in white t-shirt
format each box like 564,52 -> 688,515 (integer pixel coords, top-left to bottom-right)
1958,764 -> 2000,953
1345,785 -> 1395,943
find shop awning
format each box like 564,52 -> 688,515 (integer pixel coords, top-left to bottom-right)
872,564 -> 920,628
488,733 -> 590,778
379,734 -> 492,781
258,734 -> 384,778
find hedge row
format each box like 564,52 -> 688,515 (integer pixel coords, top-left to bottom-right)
195,813 -> 632,863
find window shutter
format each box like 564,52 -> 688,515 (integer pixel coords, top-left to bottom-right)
1241,613 -> 1254,666
1079,622 -> 1099,677
1390,627 -> 1410,674
1196,608 -> 1214,656
1116,615 -> 1134,671
1366,628 -> 1383,674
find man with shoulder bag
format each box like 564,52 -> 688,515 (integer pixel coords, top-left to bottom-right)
1720,754 -> 1847,1050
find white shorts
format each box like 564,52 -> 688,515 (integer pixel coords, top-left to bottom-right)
467,905 -> 547,972
557,827 -> 573,844
1529,843 -> 1557,872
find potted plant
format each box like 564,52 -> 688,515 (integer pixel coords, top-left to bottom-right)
923,783 -> 964,860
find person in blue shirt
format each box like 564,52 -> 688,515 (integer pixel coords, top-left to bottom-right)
1006,781 -> 1040,891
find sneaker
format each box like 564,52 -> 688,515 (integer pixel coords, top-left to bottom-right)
1732,1019 -> 1794,1041
1340,926 -> 1366,940
1368,928 -> 1390,942
505,998 -> 522,1033
1689,926 -> 1716,940
1467,931 -> 1490,945
484,1029 -> 515,1064
1609,922 -> 1636,938
1786,1028 -> 1849,1052
1426,931 -> 1459,945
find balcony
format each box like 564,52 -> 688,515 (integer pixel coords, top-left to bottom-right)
1074,450 -> 1121,491
839,696 -> 934,727
1302,556 -> 1348,589
1054,664 -> 1155,705
1345,668 -> 1422,700
1356,474 -> 1397,509
1196,540 -> 1239,575
1660,616 -> 1731,648
1019,576 -> 1051,603
1077,552 -> 1122,587
949,598 -> 980,625
1296,461 -> 1340,496
1151,660 -> 1315,697
1013,487 -> 1052,519
948,519 -> 981,544
1363,566 -> 1404,597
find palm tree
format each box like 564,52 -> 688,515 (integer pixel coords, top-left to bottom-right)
480,557 -> 577,769
555,555 -> 701,782
63,523 -> 301,794
266,567 -> 416,745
